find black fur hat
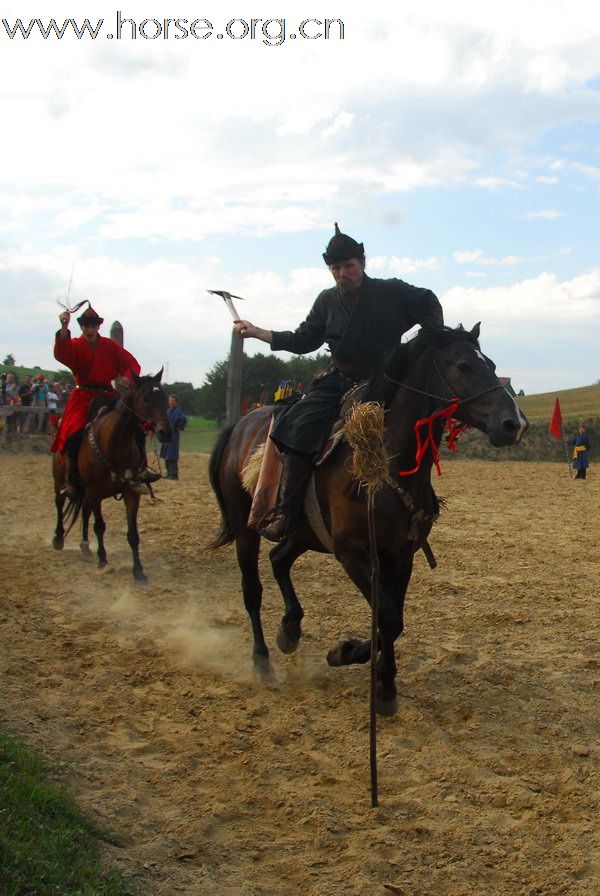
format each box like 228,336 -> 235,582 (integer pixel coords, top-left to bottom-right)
322,223 -> 365,265
75,301 -> 104,326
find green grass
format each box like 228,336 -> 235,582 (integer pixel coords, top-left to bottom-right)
0,729 -> 136,896
517,383 -> 600,422
0,363 -> 69,384
180,416 -> 221,454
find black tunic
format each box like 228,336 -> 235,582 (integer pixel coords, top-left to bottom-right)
270,274 -> 443,455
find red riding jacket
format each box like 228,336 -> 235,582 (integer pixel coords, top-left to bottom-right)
51,330 -> 141,453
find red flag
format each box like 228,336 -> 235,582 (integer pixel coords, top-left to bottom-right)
549,398 -> 563,439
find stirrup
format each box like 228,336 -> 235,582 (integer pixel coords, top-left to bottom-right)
128,481 -> 151,495
138,468 -> 161,483
258,507 -> 293,542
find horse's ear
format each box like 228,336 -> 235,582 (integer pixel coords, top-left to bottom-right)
131,371 -> 140,385
153,367 -> 164,384
470,322 -> 481,341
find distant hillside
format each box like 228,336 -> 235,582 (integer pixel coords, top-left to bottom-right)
0,363 -> 73,384
515,383 -> 600,423
442,383 -> 599,462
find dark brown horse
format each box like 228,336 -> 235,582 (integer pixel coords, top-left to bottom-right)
52,371 -> 172,582
208,325 -> 528,714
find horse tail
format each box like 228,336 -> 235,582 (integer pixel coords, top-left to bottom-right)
207,424 -> 237,549
62,491 -> 84,538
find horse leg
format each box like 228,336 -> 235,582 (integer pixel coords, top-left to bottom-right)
80,502 -> 93,560
91,502 -> 108,568
326,545 -> 375,666
236,530 -> 271,678
329,546 -> 413,716
123,490 -> 146,583
373,557 -> 413,716
52,492 -> 66,550
270,538 -> 306,654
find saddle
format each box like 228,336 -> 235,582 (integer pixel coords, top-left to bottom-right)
243,382 -> 366,537
243,384 -> 439,567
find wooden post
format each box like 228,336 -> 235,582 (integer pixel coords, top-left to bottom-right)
110,320 -> 124,346
226,330 -> 244,425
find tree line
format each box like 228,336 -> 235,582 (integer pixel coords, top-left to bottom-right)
165,352 -> 331,420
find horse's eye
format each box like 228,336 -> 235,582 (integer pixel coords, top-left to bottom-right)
457,361 -> 471,373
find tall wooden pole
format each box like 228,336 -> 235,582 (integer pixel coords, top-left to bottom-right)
226,330 -> 244,425
110,320 -> 124,347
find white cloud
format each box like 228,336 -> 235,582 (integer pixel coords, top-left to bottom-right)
454,249 -> 485,264
522,209 -> 563,219
368,255 -> 442,275
474,177 -> 522,190
444,269 -> 600,326
321,111 -> 355,140
2,0 -> 600,392
573,162 -> 600,180
454,250 -> 521,266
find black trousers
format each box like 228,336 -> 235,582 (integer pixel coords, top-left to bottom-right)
575,468 -> 587,479
165,459 -> 179,479
270,369 -> 355,457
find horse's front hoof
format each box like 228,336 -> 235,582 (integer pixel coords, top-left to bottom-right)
376,691 -> 399,717
253,652 -> 274,682
276,624 -> 300,655
134,572 -> 148,586
80,542 -> 92,561
52,536 -> 64,551
98,559 -> 107,569
326,638 -> 370,667
326,644 -> 346,667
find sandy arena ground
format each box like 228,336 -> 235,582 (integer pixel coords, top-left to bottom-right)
0,451 -> 598,896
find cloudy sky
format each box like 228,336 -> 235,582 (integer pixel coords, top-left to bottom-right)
1,0 -> 599,394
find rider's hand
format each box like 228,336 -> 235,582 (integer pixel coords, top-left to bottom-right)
59,311 -> 70,327
233,320 -> 255,339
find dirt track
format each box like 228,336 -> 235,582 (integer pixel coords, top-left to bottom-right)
0,452 -> 598,895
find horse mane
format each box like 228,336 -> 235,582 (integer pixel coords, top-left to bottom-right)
127,373 -> 163,393
364,324 -> 481,406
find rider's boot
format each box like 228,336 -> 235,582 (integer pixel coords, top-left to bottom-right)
259,450 -> 313,542
128,467 -> 162,495
64,454 -> 79,500
130,428 -> 162,492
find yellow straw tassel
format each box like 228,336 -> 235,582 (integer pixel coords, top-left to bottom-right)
343,402 -> 391,495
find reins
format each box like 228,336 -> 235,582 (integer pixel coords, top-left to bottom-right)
86,391 -> 161,485
117,394 -> 158,429
383,352 -> 504,477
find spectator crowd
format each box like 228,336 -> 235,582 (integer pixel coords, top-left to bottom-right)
1,371 -> 72,435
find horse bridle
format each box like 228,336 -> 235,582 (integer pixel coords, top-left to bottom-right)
117,393 -> 162,428
384,351 -> 504,408
85,392 -> 162,480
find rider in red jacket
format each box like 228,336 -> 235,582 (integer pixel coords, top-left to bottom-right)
53,302 -> 159,497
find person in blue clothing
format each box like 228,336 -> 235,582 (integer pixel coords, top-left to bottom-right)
160,394 -> 187,480
569,423 -> 591,480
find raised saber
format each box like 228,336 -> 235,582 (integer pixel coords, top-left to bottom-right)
207,289 -> 245,322
57,262 -> 76,311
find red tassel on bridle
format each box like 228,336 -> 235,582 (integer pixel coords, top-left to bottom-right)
397,399 -> 471,477
445,417 -> 471,453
